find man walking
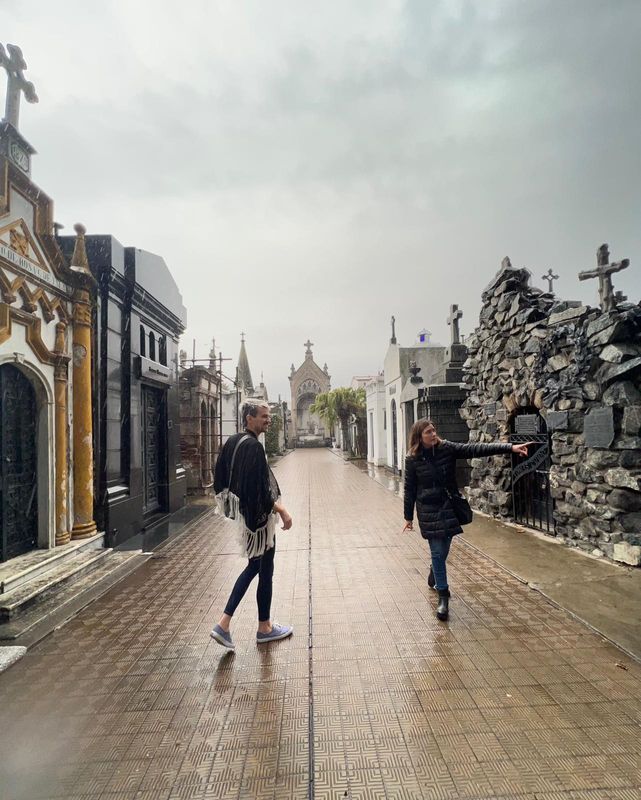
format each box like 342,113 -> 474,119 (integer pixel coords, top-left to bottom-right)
210,401 -> 293,650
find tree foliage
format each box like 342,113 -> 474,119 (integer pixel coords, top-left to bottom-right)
265,407 -> 282,456
311,387 -> 367,457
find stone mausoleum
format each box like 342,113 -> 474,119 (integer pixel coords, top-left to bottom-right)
289,340 -> 331,447
462,249 -> 641,566
0,47 -> 101,566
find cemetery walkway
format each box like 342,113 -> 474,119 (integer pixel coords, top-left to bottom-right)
1,449 -> 640,800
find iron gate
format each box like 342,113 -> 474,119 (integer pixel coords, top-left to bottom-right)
510,412 -> 555,533
0,365 -> 38,561
142,386 -> 166,515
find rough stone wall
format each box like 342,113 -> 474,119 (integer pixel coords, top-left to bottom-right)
461,258 -> 641,565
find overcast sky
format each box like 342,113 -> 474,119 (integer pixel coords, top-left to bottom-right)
5,0 -> 641,399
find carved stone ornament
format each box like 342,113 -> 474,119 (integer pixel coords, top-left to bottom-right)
73,343 -> 87,367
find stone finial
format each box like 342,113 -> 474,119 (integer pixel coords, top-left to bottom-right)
70,223 -> 90,273
390,315 -> 397,344
0,43 -> 38,129
501,256 -> 512,270
304,339 -> 314,357
541,268 -> 559,294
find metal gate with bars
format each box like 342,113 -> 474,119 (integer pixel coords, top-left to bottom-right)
510,411 -> 555,533
142,385 -> 166,515
0,364 -> 38,561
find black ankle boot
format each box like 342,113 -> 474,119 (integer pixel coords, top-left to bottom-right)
436,589 -> 450,621
428,567 -> 435,589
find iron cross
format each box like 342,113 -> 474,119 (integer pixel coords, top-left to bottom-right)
578,244 -> 629,312
541,268 -> 559,294
447,304 -> 463,345
0,43 -> 38,129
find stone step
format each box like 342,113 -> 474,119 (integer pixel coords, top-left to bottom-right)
0,548 -> 113,622
0,533 -> 105,595
0,550 -> 147,642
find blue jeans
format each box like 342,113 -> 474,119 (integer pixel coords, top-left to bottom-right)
428,536 -> 452,591
224,542 -> 276,622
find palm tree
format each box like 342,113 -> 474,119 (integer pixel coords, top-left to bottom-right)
309,392 -> 337,437
312,387 -> 366,456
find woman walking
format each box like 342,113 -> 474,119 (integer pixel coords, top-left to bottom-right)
403,419 -> 529,621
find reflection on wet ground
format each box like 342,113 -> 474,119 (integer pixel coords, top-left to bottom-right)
352,457 -> 403,495
1,450 -> 640,800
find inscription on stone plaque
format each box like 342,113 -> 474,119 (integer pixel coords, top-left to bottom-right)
584,406 -> 614,449
495,408 -> 507,422
546,411 -> 568,432
515,414 -> 539,435
484,403 -> 497,416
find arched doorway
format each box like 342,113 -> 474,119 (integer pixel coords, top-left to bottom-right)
391,399 -> 398,472
0,364 -> 38,561
509,408 -> 554,533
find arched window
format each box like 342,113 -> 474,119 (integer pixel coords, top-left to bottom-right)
159,336 -> 167,366
140,325 -> 146,357
149,331 -> 156,361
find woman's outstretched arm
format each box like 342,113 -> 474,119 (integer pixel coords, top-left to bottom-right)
446,440 -> 530,459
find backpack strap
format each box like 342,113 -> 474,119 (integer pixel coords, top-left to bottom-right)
229,434 -> 250,486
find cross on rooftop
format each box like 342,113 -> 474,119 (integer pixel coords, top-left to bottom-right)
304,339 -> 314,355
0,43 -> 38,129
447,304 -> 463,345
240,331 -> 246,342
541,268 -> 559,294
578,244 -> 629,312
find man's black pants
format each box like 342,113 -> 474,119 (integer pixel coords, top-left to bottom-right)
223,541 -> 275,622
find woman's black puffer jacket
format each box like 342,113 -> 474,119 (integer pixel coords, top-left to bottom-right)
404,440 -> 513,539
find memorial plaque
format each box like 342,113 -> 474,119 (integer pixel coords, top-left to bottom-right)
546,411 -> 568,432
515,414 -> 539,435
495,408 -> 508,422
486,421 -> 498,436
484,403 -> 497,416
584,406 -> 615,449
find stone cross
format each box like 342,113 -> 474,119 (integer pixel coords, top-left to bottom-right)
390,315 -> 397,344
240,331 -> 245,342
304,339 -> 314,356
447,304 -> 463,345
541,268 -> 559,293
0,43 -> 38,129
578,243 -> 629,312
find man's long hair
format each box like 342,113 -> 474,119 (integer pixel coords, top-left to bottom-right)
407,418 -> 437,457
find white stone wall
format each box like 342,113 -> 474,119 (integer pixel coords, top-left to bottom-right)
366,377 -> 387,466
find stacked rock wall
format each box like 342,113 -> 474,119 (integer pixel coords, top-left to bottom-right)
461,257 -> 641,565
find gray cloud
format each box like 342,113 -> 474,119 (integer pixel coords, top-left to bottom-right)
5,0 -> 641,398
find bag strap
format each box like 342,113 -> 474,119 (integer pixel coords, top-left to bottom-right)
229,434 -> 250,486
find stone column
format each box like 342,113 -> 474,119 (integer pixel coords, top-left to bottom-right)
70,224 -> 97,540
54,323 -> 70,545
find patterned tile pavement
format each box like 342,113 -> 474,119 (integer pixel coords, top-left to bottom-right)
0,449 -> 640,800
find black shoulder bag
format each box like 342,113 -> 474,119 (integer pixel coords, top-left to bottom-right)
434,457 -> 473,526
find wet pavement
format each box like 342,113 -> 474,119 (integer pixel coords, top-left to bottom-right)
1,449 -> 640,800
